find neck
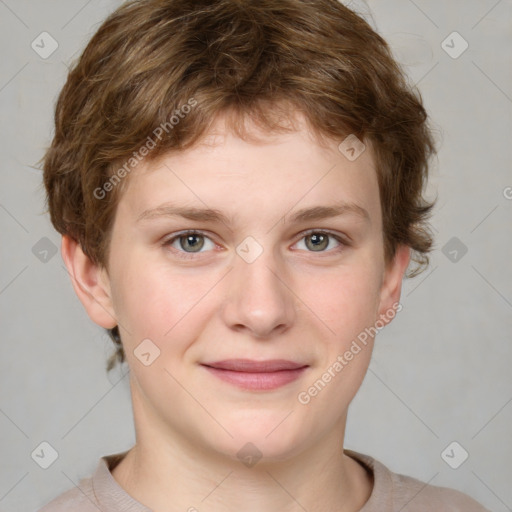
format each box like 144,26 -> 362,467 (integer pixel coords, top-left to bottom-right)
111,378 -> 372,512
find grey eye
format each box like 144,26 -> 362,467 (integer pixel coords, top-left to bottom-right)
305,233 -> 330,251
295,232 -> 344,253
178,234 -> 205,252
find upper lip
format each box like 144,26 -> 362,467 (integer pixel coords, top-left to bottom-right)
201,359 -> 308,372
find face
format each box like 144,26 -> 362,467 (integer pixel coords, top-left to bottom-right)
78,112 -> 409,464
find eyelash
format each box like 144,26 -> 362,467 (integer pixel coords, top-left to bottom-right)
162,229 -> 349,260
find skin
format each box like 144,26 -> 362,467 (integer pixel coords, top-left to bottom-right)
62,111 -> 410,512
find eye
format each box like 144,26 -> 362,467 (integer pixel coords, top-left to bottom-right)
162,229 -> 347,259
163,231 -> 216,256
294,231 -> 346,253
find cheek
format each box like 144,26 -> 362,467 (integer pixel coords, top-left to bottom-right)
295,267 -> 379,418
111,256 -> 219,353
300,263 -> 381,342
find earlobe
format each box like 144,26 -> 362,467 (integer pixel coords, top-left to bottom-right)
376,244 -> 410,323
61,235 -> 118,329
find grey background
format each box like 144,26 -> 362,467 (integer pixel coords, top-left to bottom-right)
1,0 -> 511,510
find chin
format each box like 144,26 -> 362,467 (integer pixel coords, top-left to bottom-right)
204,412 -> 310,465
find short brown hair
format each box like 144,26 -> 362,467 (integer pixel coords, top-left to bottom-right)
41,0 -> 437,371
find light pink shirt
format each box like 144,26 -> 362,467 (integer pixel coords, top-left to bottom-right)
38,449 -> 490,511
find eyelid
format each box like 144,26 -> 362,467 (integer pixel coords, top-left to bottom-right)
295,228 -> 350,245
162,229 -> 216,243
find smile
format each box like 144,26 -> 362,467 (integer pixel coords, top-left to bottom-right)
200,359 -> 309,391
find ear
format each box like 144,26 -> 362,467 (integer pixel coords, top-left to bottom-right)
376,244 -> 410,326
61,235 -> 117,329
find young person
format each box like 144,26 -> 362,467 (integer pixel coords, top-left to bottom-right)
39,0 -> 489,510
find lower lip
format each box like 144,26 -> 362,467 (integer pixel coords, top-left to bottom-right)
202,366 -> 308,391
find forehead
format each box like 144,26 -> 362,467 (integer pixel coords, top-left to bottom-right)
115,114 -> 381,229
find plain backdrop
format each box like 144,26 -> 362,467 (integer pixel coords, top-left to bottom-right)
0,1 -> 511,511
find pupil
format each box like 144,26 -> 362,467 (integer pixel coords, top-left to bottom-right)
182,234 -> 204,252
308,233 -> 327,251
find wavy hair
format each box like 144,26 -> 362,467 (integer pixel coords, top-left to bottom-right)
41,0 -> 437,371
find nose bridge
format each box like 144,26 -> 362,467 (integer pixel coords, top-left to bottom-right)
222,240 -> 295,337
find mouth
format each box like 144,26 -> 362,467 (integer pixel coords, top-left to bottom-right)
200,359 -> 309,391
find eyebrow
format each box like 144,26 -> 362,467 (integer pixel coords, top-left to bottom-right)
287,203 -> 370,224
136,201 -> 370,225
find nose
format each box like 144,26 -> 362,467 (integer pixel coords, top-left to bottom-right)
220,248 -> 296,339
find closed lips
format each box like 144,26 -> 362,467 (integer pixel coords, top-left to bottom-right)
201,359 -> 308,372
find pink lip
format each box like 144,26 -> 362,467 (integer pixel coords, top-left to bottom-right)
201,359 -> 309,391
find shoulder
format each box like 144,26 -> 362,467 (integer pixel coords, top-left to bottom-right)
345,450 -> 490,512
389,470 -> 489,511
37,476 -> 97,512
37,451 -> 144,512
